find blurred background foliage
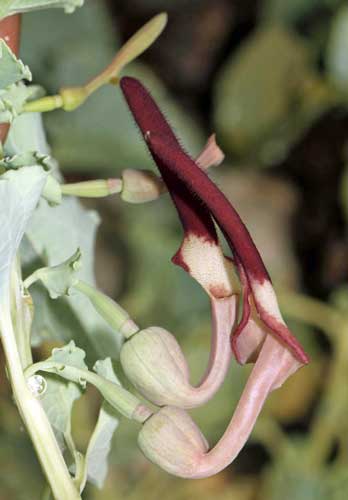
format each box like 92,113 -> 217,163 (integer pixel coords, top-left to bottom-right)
1,0 -> 348,498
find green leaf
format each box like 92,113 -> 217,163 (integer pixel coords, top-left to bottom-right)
85,358 -> 120,488
326,5 -> 348,93
0,149 -> 50,170
4,0 -> 83,16
0,83 -> 44,123
29,354 -> 142,420
25,198 -> 122,359
25,248 -> 82,298
50,340 -> 88,371
0,165 -> 47,301
0,40 -> 31,89
4,112 -> 53,155
5,113 -> 122,360
40,341 -> 87,442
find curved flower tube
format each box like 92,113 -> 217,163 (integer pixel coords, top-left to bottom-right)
119,134 -> 237,407
138,333 -> 301,478
120,295 -> 236,408
119,78 -> 243,408
120,76 -> 309,366
119,75 -> 309,479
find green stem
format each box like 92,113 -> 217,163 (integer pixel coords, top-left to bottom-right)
23,95 -> 63,113
61,179 -> 122,198
64,422 -> 86,493
0,295 -> 80,500
25,360 -> 152,423
11,258 -> 33,369
73,280 -> 139,338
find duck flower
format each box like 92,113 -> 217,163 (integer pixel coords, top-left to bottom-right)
119,79 -> 241,408
120,76 -> 309,478
120,76 -> 309,367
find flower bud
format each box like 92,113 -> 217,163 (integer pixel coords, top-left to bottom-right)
138,406 -> 208,477
121,169 -> 165,203
120,326 -> 191,406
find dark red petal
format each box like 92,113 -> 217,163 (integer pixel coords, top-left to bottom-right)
146,132 -> 309,364
120,76 -> 218,252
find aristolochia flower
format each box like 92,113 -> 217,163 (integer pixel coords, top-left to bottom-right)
120,76 -> 309,478
119,133 -> 237,408
120,76 -> 309,366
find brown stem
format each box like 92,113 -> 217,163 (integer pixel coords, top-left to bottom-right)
0,14 -> 21,144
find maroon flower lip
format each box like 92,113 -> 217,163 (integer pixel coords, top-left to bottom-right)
120,76 -> 309,365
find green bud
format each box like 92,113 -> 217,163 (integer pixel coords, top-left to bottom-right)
120,326 -> 192,406
138,406 -> 208,477
121,169 -> 165,203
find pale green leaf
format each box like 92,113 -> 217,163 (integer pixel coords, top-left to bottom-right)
0,150 -> 50,170
5,113 -> 121,360
93,357 -> 120,384
40,341 -> 87,438
5,0 -> 83,16
85,358 -> 120,488
26,248 -> 82,298
50,340 -> 88,370
85,407 -> 119,488
5,112 -> 53,155
0,165 -> 47,300
0,40 -> 31,89
0,82 -> 44,123
25,198 -> 122,358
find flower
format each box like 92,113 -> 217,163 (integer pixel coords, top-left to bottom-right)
120,76 -> 309,478
120,76 -> 309,366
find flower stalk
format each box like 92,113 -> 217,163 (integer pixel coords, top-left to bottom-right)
73,280 -> 139,338
23,13 -> 167,113
25,359 -> 152,423
0,291 -> 80,500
